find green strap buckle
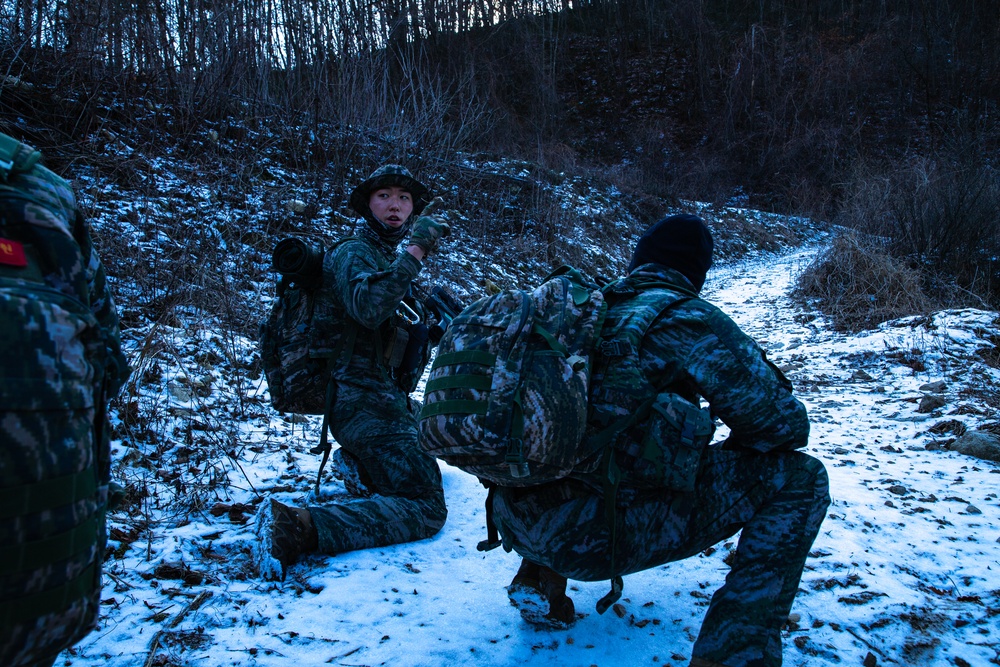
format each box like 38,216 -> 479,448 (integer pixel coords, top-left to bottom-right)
0,133 -> 19,177
504,438 -> 529,478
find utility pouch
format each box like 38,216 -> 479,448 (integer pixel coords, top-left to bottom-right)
620,392 -> 714,491
383,325 -> 409,369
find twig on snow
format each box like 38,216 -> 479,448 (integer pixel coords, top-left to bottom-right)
142,590 -> 214,667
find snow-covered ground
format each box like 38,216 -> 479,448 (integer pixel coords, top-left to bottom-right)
66,246 -> 1000,667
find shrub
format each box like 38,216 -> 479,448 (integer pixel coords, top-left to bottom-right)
838,149 -> 1000,310
795,231 -> 932,331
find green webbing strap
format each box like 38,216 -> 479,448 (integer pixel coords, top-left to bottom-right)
585,395 -> 655,616
432,349 -> 496,369
531,323 -> 567,356
476,485 -> 501,552
510,388 -> 525,440
337,319 -> 360,369
309,375 -> 337,495
0,468 -> 98,520
419,399 -> 489,418
425,374 -> 493,393
588,395 -> 657,452
0,561 -> 98,627
0,513 -> 100,574
588,291 -> 694,615
595,450 -> 624,615
504,387 -> 529,478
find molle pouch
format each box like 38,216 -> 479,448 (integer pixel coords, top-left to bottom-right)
393,322 -> 430,394
622,392 -> 714,491
383,325 -> 409,369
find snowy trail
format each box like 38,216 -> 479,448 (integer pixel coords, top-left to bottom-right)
71,246 -> 1000,667
710,249 -> 1000,667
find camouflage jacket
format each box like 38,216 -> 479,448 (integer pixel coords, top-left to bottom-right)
600,264 -> 808,456
317,225 -> 424,392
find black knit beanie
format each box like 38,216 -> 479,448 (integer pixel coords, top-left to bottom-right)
627,214 -> 714,292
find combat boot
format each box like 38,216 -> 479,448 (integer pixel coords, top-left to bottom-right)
506,558 -> 577,629
253,498 -> 318,581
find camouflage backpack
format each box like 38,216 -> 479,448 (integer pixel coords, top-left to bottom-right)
418,266 -> 714,489
0,134 -> 109,663
418,267 -> 608,486
259,237 -> 337,416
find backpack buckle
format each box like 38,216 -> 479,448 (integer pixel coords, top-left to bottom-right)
599,340 -> 633,357
504,438 -> 530,478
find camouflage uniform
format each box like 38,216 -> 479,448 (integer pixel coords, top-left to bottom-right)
305,172 -> 446,554
0,136 -> 129,667
492,265 -> 829,667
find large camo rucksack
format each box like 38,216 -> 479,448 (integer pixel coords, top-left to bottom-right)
260,237 -> 341,416
260,237 -> 433,414
0,134 -> 109,664
417,267 -> 714,612
418,266 -> 607,486
418,266 -> 712,488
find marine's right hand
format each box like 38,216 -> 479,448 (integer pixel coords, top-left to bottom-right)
409,197 -> 450,256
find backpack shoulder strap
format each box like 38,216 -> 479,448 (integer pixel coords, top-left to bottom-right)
589,282 -> 697,616
587,285 -> 694,450
597,280 -> 693,359
0,133 -> 41,181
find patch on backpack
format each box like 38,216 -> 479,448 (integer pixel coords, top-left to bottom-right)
0,237 -> 27,267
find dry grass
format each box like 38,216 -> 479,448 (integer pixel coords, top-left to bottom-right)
795,231 -> 933,331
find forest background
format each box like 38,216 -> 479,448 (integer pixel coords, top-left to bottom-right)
2,0 -> 999,327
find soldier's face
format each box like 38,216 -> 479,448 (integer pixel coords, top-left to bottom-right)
369,186 -> 414,228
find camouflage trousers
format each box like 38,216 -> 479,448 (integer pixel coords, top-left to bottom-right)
493,448 -> 829,667
309,381 -> 447,554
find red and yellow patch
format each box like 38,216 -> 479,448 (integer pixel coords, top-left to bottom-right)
0,237 -> 27,267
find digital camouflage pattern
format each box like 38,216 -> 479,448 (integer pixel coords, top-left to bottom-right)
260,237 -> 352,415
418,267 -> 606,486
260,278 -> 330,415
492,264 -> 829,667
310,381 -> 446,553
299,225 -> 446,555
0,134 -> 129,667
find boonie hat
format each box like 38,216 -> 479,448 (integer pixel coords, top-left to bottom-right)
349,164 -> 430,219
